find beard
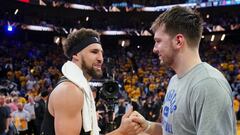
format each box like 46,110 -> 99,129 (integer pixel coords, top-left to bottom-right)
82,59 -> 103,79
159,53 -> 174,67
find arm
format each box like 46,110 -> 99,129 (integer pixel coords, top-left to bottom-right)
50,82 -> 84,135
107,108 -> 145,135
5,116 -> 10,133
131,111 -> 162,135
144,121 -> 162,135
190,78 -> 236,135
5,106 -> 11,133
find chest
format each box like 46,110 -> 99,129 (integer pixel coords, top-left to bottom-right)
162,80 -> 195,134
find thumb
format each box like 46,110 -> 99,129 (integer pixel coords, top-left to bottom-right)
122,106 -> 133,119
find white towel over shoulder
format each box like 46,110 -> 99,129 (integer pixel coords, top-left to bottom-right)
62,61 -> 100,135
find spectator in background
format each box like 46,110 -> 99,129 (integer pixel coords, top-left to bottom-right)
0,93 -> 11,135
34,91 -> 49,135
24,96 -> 37,135
12,103 -> 30,135
114,98 -> 127,128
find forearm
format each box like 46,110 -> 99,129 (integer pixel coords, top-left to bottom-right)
145,121 -> 162,135
6,118 -> 10,131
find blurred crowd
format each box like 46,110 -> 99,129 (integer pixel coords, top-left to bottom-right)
3,1 -> 240,35
24,0 -> 193,7
25,0 -> 240,7
0,38 -> 240,134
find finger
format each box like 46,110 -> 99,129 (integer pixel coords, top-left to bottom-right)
122,106 -> 133,119
133,124 -> 145,135
131,115 -> 142,123
130,111 -> 141,117
134,122 -> 142,129
135,127 -> 144,134
132,117 -> 148,129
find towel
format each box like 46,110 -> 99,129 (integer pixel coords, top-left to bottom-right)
62,61 -> 100,135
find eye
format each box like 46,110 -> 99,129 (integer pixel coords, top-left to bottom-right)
155,39 -> 161,44
91,49 -> 104,56
91,50 -> 98,54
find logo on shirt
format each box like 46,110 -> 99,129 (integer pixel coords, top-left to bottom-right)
162,89 -> 177,134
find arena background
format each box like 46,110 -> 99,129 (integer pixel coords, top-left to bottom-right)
0,0 -> 240,134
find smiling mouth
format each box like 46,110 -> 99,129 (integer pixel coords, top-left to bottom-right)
94,65 -> 102,70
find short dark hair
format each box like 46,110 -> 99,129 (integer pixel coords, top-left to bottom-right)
151,6 -> 203,47
63,28 -> 100,58
41,91 -> 49,98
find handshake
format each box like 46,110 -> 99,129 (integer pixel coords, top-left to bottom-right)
114,108 -> 152,135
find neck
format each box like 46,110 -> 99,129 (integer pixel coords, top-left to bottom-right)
171,48 -> 201,76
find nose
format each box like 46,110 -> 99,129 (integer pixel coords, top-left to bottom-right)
97,52 -> 104,63
153,44 -> 158,54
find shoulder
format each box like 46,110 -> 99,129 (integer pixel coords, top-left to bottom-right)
188,63 -> 230,90
191,78 -> 232,106
39,99 -> 45,105
50,81 -> 84,100
193,78 -> 230,94
49,81 -> 84,115
194,63 -> 227,81
2,105 -> 10,111
0,106 -> 10,116
23,110 -> 30,114
35,99 -> 44,107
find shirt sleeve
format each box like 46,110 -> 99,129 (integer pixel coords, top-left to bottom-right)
189,78 -> 236,135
